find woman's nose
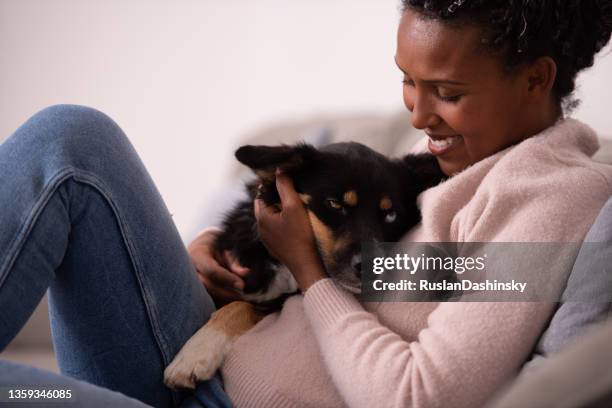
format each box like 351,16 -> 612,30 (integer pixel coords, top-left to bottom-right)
410,101 -> 441,129
405,93 -> 441,130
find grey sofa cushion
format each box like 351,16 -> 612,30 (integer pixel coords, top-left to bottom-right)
593,137 -> 612,164
489,197 -> 612,407
525,197 -> 612,370
487,320 -> 612,408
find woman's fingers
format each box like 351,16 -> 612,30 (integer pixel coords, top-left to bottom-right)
186,228 -> 247,304
275,169 -> 300,209
253,170 -> 327,292
254,197 -> 273,229
199,275 -> 244,304
254,169 -> 319,265
202,259 -> 245,290
194,256 -> 245,304
222,250 -> 251,278
254,170 -> 297,229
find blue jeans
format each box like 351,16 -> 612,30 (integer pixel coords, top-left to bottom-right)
0,105 -> 233,407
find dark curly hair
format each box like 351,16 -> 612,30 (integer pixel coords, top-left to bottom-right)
401,0 -> 612,112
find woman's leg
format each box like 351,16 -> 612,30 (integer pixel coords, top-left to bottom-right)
0,105 -> 221,407
0,360 -> 150,407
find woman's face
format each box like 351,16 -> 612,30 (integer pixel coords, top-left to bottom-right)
396,10 -> 536,176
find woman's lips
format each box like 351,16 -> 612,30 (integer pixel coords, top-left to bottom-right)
427,134 -> 462,156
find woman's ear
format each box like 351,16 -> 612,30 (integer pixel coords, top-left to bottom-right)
525,56 -> 557,101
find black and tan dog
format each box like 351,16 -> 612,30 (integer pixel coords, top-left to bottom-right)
164,142 -> 444,389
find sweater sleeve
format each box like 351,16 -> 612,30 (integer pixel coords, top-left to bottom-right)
303,279 -> 553,408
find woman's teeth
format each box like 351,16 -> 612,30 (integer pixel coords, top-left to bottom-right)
429,135 -> 461,149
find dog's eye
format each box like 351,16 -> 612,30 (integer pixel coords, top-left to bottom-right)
326,198 -> 344,211
385,211 -> 397,223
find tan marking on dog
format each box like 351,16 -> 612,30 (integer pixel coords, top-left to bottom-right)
380,196 -> 393,211
299,193 -> 312,205
254,155 -> 304,182
307,210 -> 335,266
343,190 -> 358,207
333,235 -> 351,253
206,301 -> 263,338
255,169 -> 275,183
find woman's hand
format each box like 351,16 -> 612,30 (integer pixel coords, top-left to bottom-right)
188,227 -> 250,306
254,169 -> 327,292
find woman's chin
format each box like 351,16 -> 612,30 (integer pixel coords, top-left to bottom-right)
437,153 -> 471,176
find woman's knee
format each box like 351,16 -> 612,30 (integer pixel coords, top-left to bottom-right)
29,104 -> 126,146
35,104 -> 113,124
12,104 -> 136,169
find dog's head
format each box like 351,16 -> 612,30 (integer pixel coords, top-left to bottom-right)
236,142 -> 444,292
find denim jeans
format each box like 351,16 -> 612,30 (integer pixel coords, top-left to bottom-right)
0,105 -> 233,407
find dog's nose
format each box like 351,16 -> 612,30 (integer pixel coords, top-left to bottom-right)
351,254 -> 362,279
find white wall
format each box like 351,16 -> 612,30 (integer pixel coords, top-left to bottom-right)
1,0 -> 611,240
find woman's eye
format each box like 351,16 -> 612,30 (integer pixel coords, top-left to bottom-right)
437,90 -> 463,103
439,95 -> 462,103
385,211 -> 397,223
326,199 -> 343,211
402,78 -> 415,87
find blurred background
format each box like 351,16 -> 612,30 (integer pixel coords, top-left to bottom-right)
1,0 -> 611,373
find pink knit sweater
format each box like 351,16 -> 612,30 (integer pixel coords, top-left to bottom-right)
220,118 -> 612,408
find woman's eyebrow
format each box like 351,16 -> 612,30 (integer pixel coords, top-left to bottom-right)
394,57 -> 468,86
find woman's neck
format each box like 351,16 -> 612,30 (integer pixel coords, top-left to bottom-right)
522,101 -> 563,140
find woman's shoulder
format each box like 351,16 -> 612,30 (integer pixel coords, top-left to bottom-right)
467,119 -> 612,241
484,118 -> 612,193
412,119 -> 612,242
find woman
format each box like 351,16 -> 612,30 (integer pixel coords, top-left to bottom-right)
1,1 -> 611,408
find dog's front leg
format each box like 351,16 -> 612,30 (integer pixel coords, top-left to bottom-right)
164,301 -> 263,389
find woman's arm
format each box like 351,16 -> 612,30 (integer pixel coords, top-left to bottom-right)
302,279 -> 553,408
253,166 -> 611,408
252,170 -> 550,407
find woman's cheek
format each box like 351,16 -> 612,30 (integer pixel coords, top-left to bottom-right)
447,101 -> 480,135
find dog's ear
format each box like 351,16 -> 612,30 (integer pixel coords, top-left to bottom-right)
235,143 -> 318,182
396,154 -> 446,197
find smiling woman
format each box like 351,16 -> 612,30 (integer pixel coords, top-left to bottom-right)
397,0 -> 612,176
1,1 -> 612,408
219,1 -> 612,408
396,2 -> 584,175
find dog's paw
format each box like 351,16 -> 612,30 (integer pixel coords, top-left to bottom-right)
164,327 -> 231,390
